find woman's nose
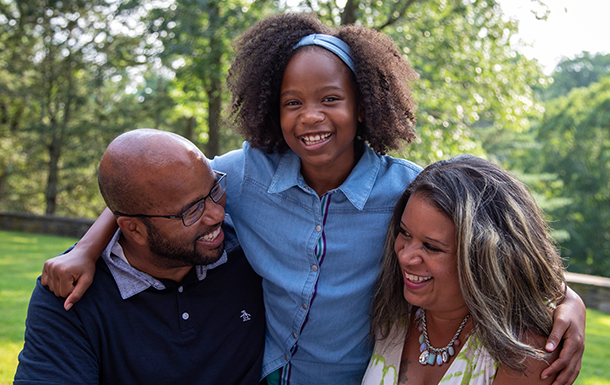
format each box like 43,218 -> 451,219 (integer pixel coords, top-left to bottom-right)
396,242 -> 423,265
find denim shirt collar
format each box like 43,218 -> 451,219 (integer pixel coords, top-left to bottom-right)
267,144 -> 380,211
101,228 -> 228,300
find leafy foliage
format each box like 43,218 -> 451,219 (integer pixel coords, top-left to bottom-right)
534,75 -> 610,276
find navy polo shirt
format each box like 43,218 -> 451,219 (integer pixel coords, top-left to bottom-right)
15,220 -> 265,385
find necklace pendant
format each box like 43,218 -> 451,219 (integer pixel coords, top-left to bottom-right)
436,354 -> 443,366
441,350 -> 449,363
427,352 -> 436,365
419,350 -> 429,365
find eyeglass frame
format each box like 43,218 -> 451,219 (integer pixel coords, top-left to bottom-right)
112,171 -> 227,227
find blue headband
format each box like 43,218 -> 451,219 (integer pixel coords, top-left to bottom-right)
293,34 -> 356,74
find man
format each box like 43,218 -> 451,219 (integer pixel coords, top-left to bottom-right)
14,129 -> 265,385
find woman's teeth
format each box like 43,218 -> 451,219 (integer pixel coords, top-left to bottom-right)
201,227 -> 221,242
301,133 -> 331,146
404,272 -> 432,283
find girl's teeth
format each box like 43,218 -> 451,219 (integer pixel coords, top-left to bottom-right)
302,133 -> 331,145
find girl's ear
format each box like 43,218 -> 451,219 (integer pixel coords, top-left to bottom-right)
117,217 -> 148,246
358,104 -> 364,123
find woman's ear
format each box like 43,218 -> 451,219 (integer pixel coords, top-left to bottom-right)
116,217 -> 148,246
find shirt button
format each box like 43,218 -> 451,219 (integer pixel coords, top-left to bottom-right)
182,312 -> 189,320
284,354 -> 289,361
292,332 -> 297,339
302,303 -> 308,310
312,265 -> 318,272
316,225 -> 322,232
178,286 -> 184,293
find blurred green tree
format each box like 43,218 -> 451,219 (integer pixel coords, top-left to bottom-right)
534,75 -> 610,276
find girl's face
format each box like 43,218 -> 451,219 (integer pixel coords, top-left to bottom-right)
279,48 -> 360,176
395,194 -> 466,314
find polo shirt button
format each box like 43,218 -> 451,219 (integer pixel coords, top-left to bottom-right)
312,265 -> 318,272
182,312 -> 189,320
284,354 -> 289,361
316,225 -> 322,232
178,286 -> 184,293
302,303 -> 307,310
292,332 -> 297,339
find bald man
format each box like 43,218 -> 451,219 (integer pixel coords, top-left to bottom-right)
15,129 -> 265,385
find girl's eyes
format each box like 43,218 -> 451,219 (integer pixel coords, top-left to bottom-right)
323,96 -> 339,102
284,100 -> 301,106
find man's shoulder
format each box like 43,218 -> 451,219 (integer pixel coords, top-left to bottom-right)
221,214 -> 240,254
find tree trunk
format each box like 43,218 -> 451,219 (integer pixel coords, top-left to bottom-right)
341,0 -> 358,25
205,4 -> 222,158
45,127 -> 61,215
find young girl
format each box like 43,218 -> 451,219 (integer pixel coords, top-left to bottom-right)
42,13 -> 584,385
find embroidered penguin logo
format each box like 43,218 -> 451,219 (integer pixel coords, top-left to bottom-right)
240,310 -> 251,322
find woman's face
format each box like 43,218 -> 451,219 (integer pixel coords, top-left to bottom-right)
395,193 -> 466,314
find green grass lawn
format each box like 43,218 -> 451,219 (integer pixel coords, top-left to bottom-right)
0,230 -> 609,385
0,230 -> 77,384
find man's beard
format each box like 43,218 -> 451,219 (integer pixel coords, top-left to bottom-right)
144,222 -> 224,268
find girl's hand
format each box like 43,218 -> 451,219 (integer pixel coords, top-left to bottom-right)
540,286 -> 586,385
41,250 -> 96,311
40,207 -> 117,311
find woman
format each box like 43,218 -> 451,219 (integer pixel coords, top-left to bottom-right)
363,156 -> 570,384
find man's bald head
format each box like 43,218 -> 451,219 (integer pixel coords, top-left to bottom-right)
98,129 -> 210,215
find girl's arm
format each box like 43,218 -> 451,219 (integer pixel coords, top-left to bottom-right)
540,286 -> 586,385
41,208 -> 118,310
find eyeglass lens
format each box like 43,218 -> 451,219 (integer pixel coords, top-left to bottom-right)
182,173 -> 226,226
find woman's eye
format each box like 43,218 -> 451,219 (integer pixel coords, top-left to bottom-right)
424,243 -> 441,252
398,227 -> 410,238
323,96 -> 338,102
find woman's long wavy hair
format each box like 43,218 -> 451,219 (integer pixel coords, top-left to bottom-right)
226,13 -> 417,155
370,155 -> 566,371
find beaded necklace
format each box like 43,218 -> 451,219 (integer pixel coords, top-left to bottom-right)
415,308 -> 470,366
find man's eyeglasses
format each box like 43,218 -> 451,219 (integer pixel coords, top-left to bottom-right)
113,171 -> 226,227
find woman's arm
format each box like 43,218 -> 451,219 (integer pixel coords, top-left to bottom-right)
539,286 -> 586,385
492,331 -> 561,385
41,208 -> 118,310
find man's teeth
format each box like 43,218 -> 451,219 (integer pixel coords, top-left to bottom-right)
404,272 -> 432,283
201,227 -> 221,242
301,133 -> 331,146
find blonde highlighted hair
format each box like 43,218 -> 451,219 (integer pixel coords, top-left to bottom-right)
370,155 -> 566,371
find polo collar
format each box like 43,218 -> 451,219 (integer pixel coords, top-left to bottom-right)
101,229 -> 228,300
267,144 -> 380,211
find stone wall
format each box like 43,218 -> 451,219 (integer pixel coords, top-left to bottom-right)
0,212 -> 95,239
2,211 -> 609,313
566,272 -> 610,314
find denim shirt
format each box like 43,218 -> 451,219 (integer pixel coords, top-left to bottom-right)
211,142 -> 421,384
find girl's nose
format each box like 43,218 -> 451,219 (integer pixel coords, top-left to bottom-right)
301,106 -> 324,125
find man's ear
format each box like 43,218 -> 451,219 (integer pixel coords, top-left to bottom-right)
116,217 -> 148,246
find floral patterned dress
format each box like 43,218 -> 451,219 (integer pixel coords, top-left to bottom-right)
361,325 -> 498,385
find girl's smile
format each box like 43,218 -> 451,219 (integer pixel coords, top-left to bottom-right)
279,47 -> 361,193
